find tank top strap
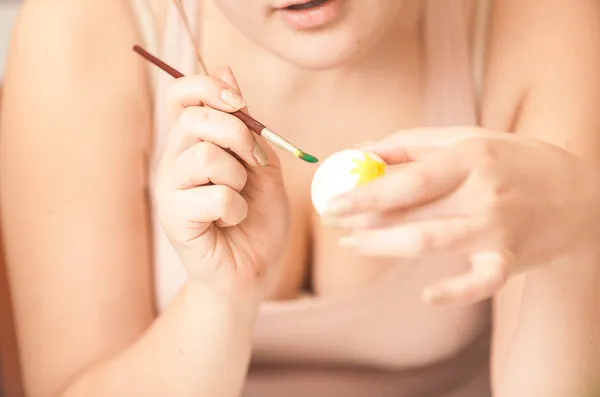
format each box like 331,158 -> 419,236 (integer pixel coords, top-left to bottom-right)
471,0 -> 492,107
129,0 -> 162,95
146,0 -> 202,169
141,1 -> 204,312
423,0 -> 491,127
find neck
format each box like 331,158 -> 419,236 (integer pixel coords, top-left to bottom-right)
199,1 -> 424,103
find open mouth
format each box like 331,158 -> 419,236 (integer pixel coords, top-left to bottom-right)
284,0 -> 331,11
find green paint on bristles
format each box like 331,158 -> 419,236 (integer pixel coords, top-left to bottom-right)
299,151 -> 319,163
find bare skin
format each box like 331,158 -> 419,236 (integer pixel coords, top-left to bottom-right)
1,0 -> 600,397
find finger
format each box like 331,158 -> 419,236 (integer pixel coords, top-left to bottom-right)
322,152 -> 467,216
166,74 -> 246,121
172,184 -> 248,232
164,105 -> 267,167
361,127 -> 490,165
211,67 -> 253,114
210,67 -> 273,164
320,201 -> 450,230
359,141 -> 437,165
171,142 -> 248,192
338,217 -> 483,258
212,67 -> 243,96
321,211 -> 401,230
362,126 -> 498,165
422,250 -> 510,306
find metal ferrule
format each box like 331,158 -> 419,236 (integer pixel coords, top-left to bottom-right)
261,128 -> 299,155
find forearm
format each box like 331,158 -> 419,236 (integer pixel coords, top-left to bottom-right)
59,281 -> 260,397
495,248 -> 600,397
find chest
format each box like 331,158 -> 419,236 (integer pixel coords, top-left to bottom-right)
240,71 -> 425,298
239,73 -> 490,369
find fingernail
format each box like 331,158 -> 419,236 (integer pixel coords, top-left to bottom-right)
220,89 -> 245,109
339,235 -> 357,247
253,143 -> 268,166
322,200 -> 352,216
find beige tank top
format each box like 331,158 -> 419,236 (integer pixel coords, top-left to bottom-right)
129,1 -> 492,395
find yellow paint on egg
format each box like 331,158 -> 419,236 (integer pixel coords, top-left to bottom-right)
349,152 -> 387,186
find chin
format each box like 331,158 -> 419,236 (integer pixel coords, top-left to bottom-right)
213,0 -> 407,70
266,29 -> 374,70
273,45 -> 366,70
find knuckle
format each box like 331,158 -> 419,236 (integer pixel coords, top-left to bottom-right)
174,162 -> 194,188
412,228 -> 437,252
486,181 -> 508,205
178,106 -> 209,131
177,145 -> 214,188
190,142 -> 216,163
216,185 -> 236,210
234,167 -> 249,192
462,137 -> 497,162
215,185 -> 248,223
209,108 -> 243,134
216,111 -> 252,147
237,197 -> 249,220
203,106 -> 226,125
472,170 -> 508,210
233,119 -> 254,148
166,75 -> 219,120
409,167 -> 430,194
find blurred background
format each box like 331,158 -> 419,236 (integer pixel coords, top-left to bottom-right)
0,2 -> 23,397
0,0 -> 19,76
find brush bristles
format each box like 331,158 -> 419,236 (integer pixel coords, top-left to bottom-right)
298,151 -> 319,163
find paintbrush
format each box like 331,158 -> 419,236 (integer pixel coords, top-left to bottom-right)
132,45 -> 318,164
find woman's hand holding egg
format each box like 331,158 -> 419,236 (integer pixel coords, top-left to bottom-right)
314,127 -> 600,306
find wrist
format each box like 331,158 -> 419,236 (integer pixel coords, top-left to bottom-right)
184,279 -> 263,324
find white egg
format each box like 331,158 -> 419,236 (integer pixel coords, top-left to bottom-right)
311,149 -> 387,215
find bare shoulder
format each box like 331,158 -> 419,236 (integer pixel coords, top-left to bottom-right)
0,0 -> 155,396
2,0 -> 153,144
481,0 -> 600,151
6,0 -> 151,105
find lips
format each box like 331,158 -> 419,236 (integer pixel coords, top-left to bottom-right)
273,0 -> 340,30
275,0 -> 331,10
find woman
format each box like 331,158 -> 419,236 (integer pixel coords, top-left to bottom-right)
1,0 -> 599,396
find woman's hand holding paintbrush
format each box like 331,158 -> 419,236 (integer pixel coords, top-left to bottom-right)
153,59 -> 291,296
133,45 -> 318,164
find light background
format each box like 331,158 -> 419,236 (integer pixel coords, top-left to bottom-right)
0,0 -> 20,77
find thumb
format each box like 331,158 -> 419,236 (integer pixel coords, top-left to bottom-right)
360,129 -> 444,165
212,67 -> 250,113
212,67 -> 243,95
361,127 -> 485,165
361,142 -> 436,165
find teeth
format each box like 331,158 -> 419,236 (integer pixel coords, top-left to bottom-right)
286,0 -> 329,11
